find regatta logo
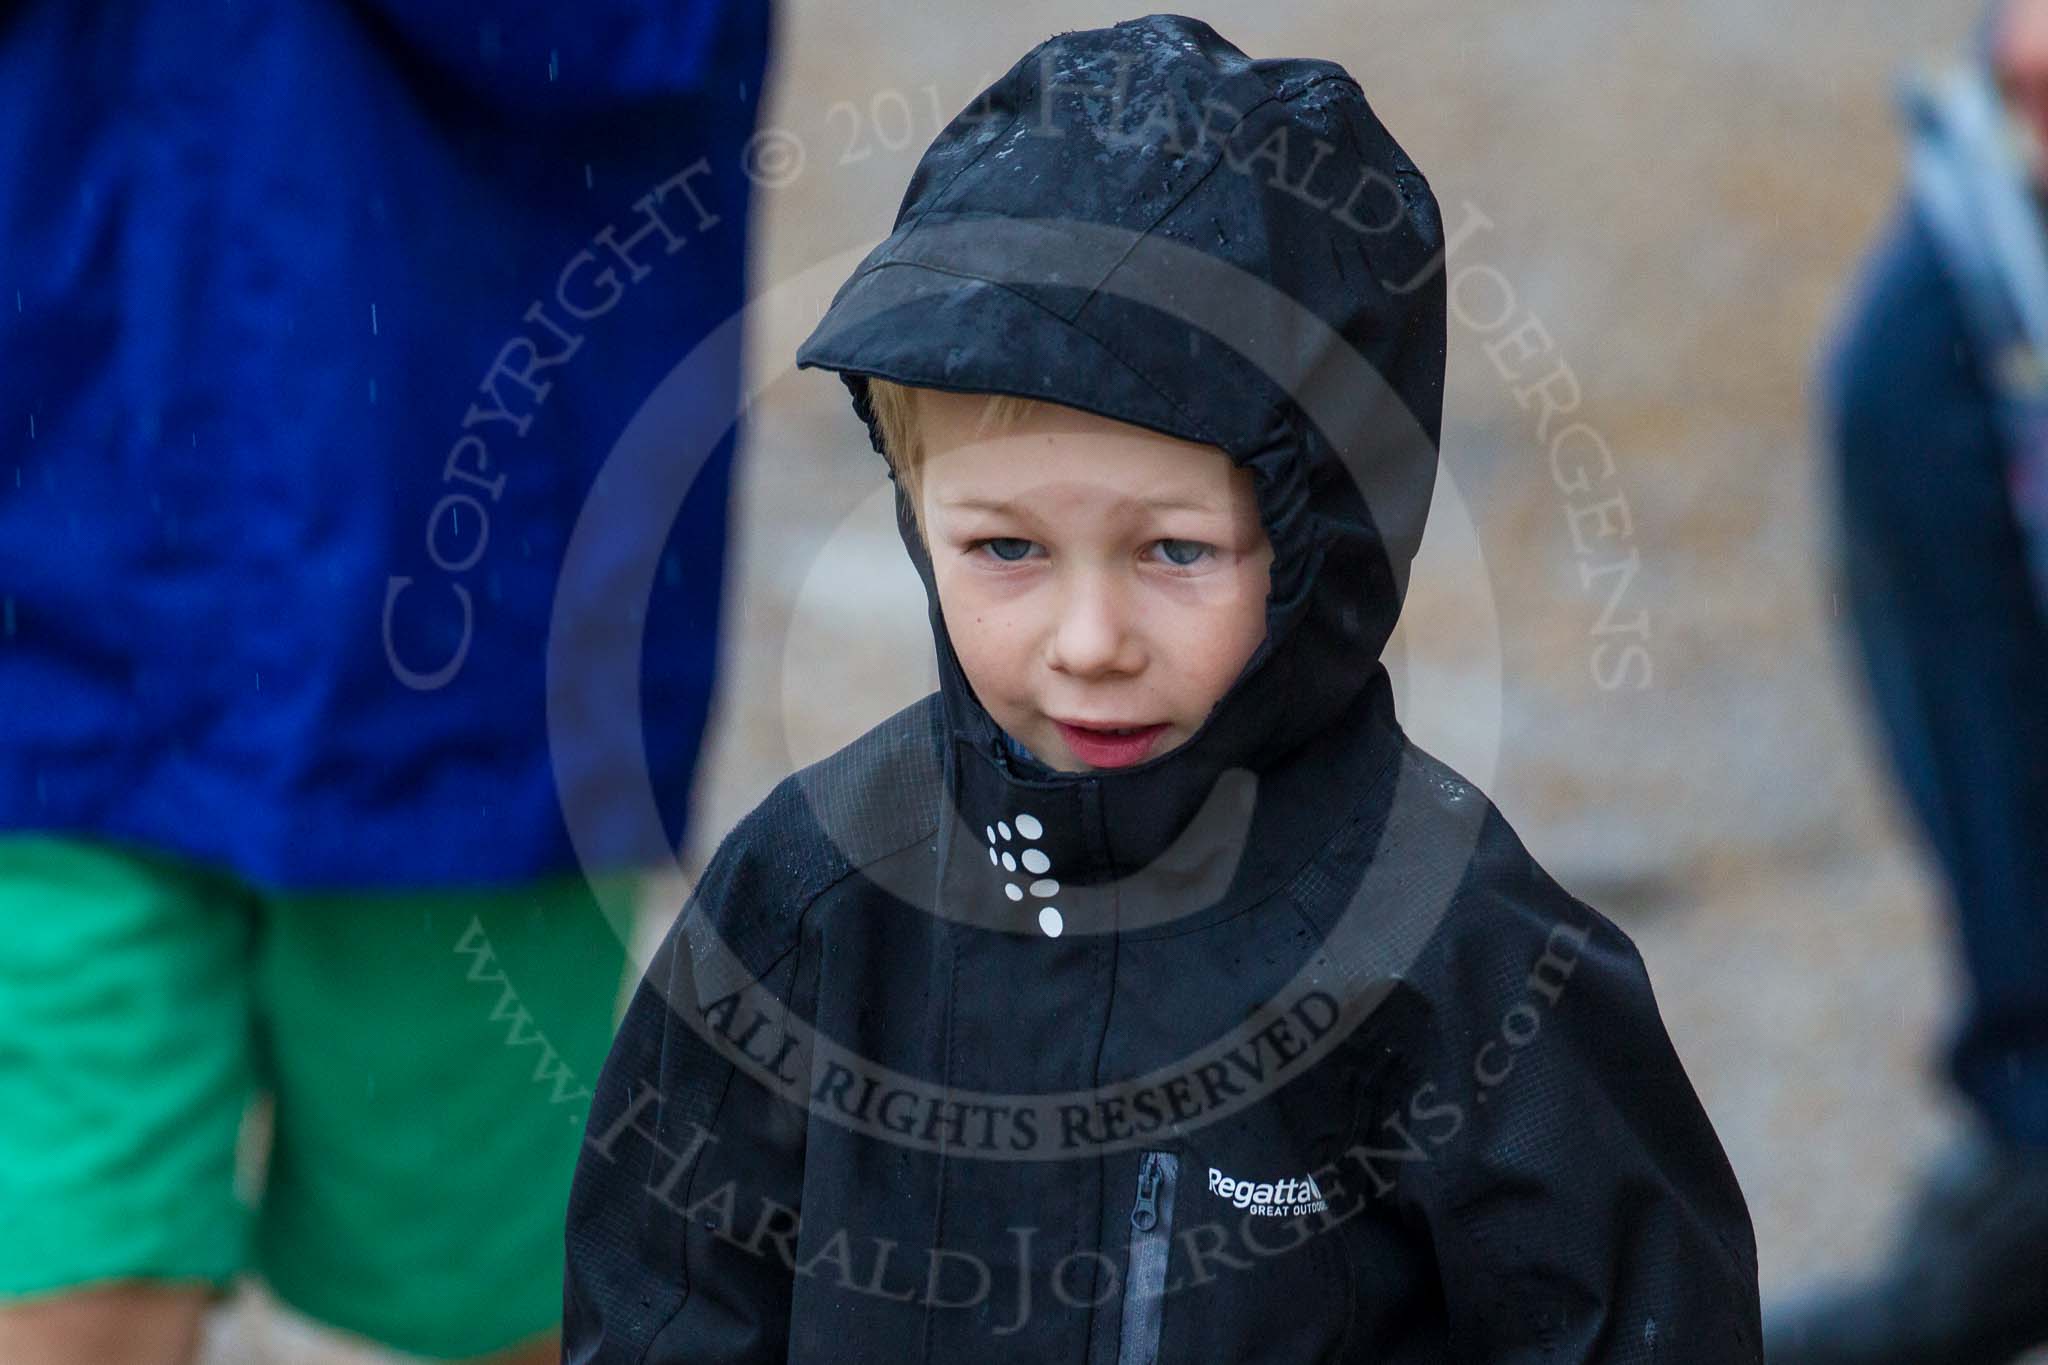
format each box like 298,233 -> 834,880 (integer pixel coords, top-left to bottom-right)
985,812 -> 1064,938
1207,1166 -> 1330,1218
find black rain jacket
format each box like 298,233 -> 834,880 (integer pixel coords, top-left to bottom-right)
564,15 -> 1762,1363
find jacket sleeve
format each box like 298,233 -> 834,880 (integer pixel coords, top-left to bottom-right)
563,849 -> 814,1364
1389,849 -> 1763,1362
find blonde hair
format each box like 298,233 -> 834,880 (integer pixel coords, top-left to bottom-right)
865,377 -> 1046,544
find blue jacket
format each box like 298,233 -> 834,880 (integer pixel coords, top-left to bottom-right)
0,1 -> 769,888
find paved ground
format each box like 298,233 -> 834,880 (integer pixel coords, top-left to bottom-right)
198,1 -> 2043,1359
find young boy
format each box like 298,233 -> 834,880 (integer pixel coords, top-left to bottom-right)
564,15 -> 1762,1362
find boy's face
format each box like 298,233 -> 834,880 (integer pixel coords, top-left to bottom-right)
918,390 -> 1273,772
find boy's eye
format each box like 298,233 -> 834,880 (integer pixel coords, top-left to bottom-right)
1153,539 -> 1213,568
965,538 -> 1214,567
975,537 -> 1038,563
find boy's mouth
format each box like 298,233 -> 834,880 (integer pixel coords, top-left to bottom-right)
1052,719 -> 1168,768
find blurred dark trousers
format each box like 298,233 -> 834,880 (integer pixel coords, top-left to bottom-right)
1835,392 -> 2048,1151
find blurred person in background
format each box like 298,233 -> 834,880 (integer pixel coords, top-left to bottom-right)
1766,1 -> 2048,1360
0,4 -> 767,1363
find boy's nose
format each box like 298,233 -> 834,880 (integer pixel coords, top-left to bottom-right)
1047,575 -> 1142,679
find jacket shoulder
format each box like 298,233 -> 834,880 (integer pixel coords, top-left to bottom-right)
1348,751 -> 1763,1354
777,690 -> 947,872
1400,735 -> 1635,972
1303,732 -> 1635,999
685,693 -> 945,970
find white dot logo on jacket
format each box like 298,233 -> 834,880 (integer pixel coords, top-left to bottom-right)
985,813 -> 1063,937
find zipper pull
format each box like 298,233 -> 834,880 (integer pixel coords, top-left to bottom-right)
1131,1152 -> 1162,1232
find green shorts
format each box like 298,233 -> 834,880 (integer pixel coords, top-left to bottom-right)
0,835 -> 634,1360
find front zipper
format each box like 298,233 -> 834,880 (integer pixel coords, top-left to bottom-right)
1117,1149 -> 1179,1365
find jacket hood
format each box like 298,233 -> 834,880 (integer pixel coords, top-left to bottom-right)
795,14 -> 1446,906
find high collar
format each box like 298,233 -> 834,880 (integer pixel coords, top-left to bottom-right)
938,660 -> 1405,943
